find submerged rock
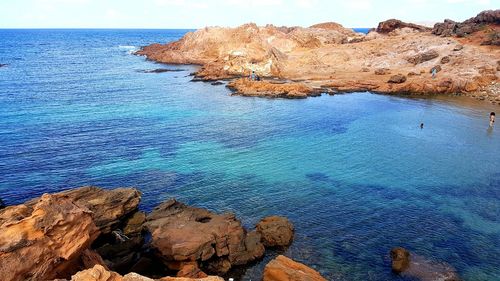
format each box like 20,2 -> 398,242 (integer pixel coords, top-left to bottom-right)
141,68 -> 186,73
263,255 -> 327,281
144,199 -> 265,274
390,247 -> 410,273
0,63 -> 7,68
390,248 -> 461,281
0,194 -> 99,281
256,216 -> 294,247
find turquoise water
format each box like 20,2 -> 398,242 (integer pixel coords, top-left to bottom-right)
0,29 -> 499,280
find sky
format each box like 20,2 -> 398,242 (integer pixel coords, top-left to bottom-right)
0,0 -> 498,29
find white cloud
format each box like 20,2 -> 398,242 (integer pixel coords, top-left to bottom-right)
446,0 -> 490,3
224,0 -> 284,7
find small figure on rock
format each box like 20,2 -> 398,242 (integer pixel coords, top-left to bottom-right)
431,67 -> 437,79
490,112 -> 496,127
249,70 -> 260,81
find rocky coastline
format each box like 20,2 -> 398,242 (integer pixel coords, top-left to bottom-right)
136,10 -> 499,104
0,186 -> 325,281
0,187 -> 464,281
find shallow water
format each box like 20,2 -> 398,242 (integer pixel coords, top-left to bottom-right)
0,29 -> 499,281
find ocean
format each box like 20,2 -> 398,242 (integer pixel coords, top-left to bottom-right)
0,29 -> 499,280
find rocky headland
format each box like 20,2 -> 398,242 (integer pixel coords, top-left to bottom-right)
136,10 -> 499,104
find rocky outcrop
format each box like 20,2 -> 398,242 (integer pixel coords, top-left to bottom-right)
388,74 -> 407,84
390,247 -> 461,281
55,186 -> 141,234
144,199 -> 265,275
137,11 -> 499,104
433,10 -> 500,37
227,79 -> 318,99
376,19 -> 431,34
256,216 -> 294,247
57,264 -> 224,281
407,50 -> 439,65
263,255 -> 327,281
0,194 -> 99,281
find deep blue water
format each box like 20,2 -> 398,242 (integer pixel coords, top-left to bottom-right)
0,29 -> 499,281
353,27 -> 371,34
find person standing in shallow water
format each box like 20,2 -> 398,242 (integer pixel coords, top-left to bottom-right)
490,112 -> 495,127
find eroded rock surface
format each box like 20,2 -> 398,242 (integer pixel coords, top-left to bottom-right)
263,255 -> 327,281
55,186 -> 141,234
376,19 -> 431,34
144,199 -> 265,275
137,10 -> 499,104
256,216 -> 294,247
0,194 -> 99,281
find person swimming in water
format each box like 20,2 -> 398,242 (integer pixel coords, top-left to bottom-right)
420,123 -> 424,129
490,112 -> 495,127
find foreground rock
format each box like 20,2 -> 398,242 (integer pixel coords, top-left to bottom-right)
145,199 -> 265,275
137,10 -> 499,104
390,247 -> 461,281
57,264 -> 224,281
263,255 -> 327,281
256,216 -> 294,247
0,194 -> 99,281
55,186 -> 141,234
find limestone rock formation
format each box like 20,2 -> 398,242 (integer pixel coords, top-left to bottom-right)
433,9 -> 500,38
390,248 -> 461,281
263,255 -> 327,281
255,216 -> 294,247
54,186 -> 141,234
376,19 -> 431,34
57,264 -> 224,281
144,199 -> 265,275
137,13 -> 499,103
0,194 -> 99,281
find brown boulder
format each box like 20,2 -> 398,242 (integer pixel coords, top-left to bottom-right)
256,216 -> 294,247
375,68 -> 390,75
55,186 -> 141,234
144,199 -> 264,270
388,74 -> 407,84
0,194 -> 99,281
390,247 -> 410,273
376,19 -> 431,34
407,50 -> 439,65
263,255 -> 327,281
123,211 -> 146,236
